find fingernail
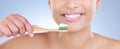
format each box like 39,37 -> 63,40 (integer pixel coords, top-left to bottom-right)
29,33 -> 34,37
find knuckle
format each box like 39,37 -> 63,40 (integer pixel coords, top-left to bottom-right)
7,14 -> 15,19
23,19 -> 28,24
15,14 -> 29,24
15,14 -> 25,20
20,18 -> 28,24
1,20 -> 7,25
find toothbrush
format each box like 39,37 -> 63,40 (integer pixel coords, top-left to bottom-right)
33,23 -> 68,33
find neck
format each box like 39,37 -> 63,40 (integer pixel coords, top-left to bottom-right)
59,26 -> 94,48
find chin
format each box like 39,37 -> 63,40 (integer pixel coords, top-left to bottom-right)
66,23 -> 83,33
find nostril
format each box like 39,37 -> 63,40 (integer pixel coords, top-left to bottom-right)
65,2 -> 78,10
74,7 -> 77,8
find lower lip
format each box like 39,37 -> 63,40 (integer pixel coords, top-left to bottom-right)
63,15 -> 82,22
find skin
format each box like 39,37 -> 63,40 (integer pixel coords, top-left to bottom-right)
0,0 -> 120,49
0,14 -> 34,37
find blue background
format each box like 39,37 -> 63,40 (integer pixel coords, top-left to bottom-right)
0,0 -> 120,44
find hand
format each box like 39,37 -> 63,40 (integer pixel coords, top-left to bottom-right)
0,14 -> 34,37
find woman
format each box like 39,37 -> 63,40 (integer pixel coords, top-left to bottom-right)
0,0 -> 120,49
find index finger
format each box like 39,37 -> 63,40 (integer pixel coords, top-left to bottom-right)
12,14 -> 33,37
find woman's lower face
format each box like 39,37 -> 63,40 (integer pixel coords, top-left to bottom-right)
49,0 -> 98,33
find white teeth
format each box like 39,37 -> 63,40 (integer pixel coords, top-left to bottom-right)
65,14 -> 80,18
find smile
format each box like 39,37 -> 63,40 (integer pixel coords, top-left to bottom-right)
61,13 -> 85,22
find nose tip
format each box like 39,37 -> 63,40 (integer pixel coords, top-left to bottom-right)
65,1 -> 78,10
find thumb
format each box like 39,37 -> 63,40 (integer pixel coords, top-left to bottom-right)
28,25 -> 39,37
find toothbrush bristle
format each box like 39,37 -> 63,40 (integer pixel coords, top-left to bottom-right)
59,26 -> 68,30
59,23 -> 68,30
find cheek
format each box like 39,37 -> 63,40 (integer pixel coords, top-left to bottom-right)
51,2 -> 65,24
51,9 -> 61,24
83,1 -> 96,22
